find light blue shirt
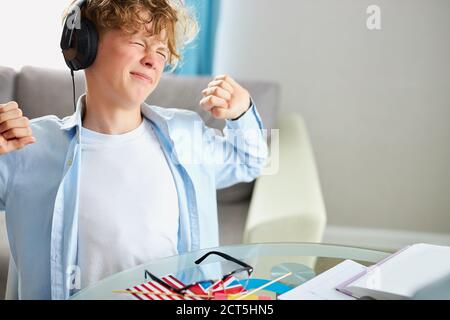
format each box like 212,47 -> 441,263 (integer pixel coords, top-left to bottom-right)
0,95 -> 268,300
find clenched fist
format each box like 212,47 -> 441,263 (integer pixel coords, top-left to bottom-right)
200,75 -> 251,120
0,101 -> 36,155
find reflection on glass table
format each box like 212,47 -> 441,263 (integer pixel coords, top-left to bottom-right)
70,242 -> 391,300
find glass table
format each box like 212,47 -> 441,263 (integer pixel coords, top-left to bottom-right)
70,242 -> 391,300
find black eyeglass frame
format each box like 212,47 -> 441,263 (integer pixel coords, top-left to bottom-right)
145,251 -> 254,295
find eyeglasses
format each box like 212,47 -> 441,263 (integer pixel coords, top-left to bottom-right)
145,251 -> 253,298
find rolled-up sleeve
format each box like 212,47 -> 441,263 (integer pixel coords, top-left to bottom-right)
202,99 -> 269,189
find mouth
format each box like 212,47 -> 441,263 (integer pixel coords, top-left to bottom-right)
130,72 -> 153,84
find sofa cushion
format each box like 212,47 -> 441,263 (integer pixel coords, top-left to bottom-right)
0,66 -> 16,104
148,74 -> 280,131
15,66 -> 86,120
218,200 -> 251,245
15,66 -> 280,129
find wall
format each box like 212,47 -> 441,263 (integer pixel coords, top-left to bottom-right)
1,0 -> 449,248
0,0 -> 69,70
214,0 -> 450,242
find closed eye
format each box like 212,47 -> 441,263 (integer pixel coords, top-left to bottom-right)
133,42 -> 145,47
158,51 -> 167,59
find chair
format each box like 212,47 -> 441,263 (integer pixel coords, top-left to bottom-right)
244,112 -> 327,268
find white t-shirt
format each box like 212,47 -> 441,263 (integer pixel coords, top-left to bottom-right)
78,118 -> 179,290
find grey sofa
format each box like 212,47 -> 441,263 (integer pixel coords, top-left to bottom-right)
1,66 -> 328,300
0,65 -> 280,298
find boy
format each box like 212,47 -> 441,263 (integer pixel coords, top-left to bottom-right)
0,0 -> 267,299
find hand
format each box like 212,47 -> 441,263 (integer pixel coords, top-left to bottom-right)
0,101 -> 36,155
200,75 -> 251,120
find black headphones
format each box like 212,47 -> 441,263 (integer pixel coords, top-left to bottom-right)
60,0 -> 99,71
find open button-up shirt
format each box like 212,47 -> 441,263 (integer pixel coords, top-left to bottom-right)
0,95 -> 268,299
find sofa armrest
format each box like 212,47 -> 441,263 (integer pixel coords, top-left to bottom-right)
0,211 -> 10,299
243,112 -> 327,246
5,257 -> 18,300
1,211 -> 18,300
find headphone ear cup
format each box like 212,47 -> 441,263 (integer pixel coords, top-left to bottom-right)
62,17 -> 99,71
76,18 -> 99,70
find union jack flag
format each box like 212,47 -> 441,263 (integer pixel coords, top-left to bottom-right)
126,274 -> 246,300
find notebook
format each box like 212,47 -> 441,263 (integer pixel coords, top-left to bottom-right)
336,243 -> 450,300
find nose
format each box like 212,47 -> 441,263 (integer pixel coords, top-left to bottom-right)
141,51 -> 157,70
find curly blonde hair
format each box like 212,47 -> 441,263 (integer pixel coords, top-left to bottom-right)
64,0 -> 199,71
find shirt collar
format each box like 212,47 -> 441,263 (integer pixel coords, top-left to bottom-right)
60,94 -> 174,139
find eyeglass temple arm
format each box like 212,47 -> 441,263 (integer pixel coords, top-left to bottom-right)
194,251 -> 253,270
145,270 -> 182,293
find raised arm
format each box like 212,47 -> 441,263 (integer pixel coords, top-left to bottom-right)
198,75 -> 268,189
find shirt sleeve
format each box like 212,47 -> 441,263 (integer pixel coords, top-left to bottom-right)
201,98 -> 269,190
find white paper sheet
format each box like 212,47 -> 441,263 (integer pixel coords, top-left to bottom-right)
278,260 -> 367,300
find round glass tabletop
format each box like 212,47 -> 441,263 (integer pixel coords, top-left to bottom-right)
70,242 -> 391,300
